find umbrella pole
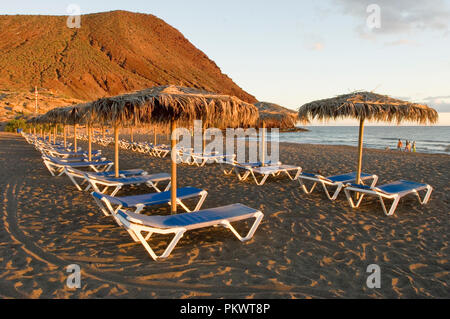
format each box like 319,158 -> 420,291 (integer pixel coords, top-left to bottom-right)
114,125 -> 119,178
54,125 -> 57,144
130,127 -> 133,143
261,121 -> 266,166
88,124 -> 92,161
73,124 -> 77,151
170,120 -> 177,214
356,118 -> 365,184
154,127 -> 157,145
202,123 -> 206,155
63,125 -> 67,148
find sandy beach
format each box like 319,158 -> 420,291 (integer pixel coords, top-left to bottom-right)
0,131 -> 448,298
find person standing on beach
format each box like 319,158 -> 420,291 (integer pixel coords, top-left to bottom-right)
397,139 -> 403,151
412,141 -> 416,152
405,140 -> 411,152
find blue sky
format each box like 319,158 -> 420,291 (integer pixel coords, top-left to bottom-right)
1,0 -> 450,125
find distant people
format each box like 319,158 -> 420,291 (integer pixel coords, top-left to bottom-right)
412,141 -> 416,153
397,139 -> 403,151
405,140 -> 411,152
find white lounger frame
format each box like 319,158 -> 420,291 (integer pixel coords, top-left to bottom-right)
116,209 -> 264,260
298,174 -> 379,201
92,189 -> 208,218
42,156 -> 113,176
64,168 -> 170,195
344,183 -> 433,216
63,167 -> 147,191
226,164 -> 301,186
189,153 -> 236,167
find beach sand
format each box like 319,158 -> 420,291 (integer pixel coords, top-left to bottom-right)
0,132 -> 448,298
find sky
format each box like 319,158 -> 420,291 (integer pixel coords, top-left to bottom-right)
1,0 -> 450,125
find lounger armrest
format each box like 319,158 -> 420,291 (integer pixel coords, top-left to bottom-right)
347,183 -> 386,194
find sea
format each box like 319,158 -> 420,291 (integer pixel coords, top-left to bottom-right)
269,126 -> 450,155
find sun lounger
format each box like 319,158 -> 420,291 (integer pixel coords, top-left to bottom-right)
63,167 -> 148,191
298,172 -> 379,200
240,164 -> 302,185
91,187 -> 208,217
43,148 -> 101,159
344,180 -> 433,216
115,203 -> 264,260
222,160 -> 281,177
43,154 -> 105,163
224,161 -> 300,185
152,145 -> 171,158
42,155 -> 113,176
82,172 -> 171,196
189,152 -> 236,167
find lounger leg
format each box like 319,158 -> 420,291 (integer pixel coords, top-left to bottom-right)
237,170 -> 250,181
176,199 -> 192,212
370,175 -> 379,187
146,181 -> 163,193
193,191 -> 208,212
220,212 -> 264,242
416,186 -> 433,204
175,191 -> 208,213
298,179 -> 318,194
223,166 -> 235,175
57,167 -> 66,176
344,188 -> 359,208
379,195 -> 401,216
66,172 -> 83,191
110,186 -> 122,197
251,172 -> 269,186
43,161 -> 56,176
322,183 -> 343,201
134,228 -> 186,260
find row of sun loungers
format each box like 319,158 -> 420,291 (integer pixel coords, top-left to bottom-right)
77,133 -> 240,166
24,133 -> 265,261
22,132 -> 434,261
31,133 -> 434,217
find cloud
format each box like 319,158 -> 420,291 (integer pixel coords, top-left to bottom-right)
334,0 -> 450,39
420,95 -> 450,112
310,42 -> 325,51
384,39 -> 418,46
423,95 -> 450,101
430,102 -> 450,112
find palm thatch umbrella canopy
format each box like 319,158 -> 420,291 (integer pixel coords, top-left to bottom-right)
91,85 -> 258,127
298,91 -> 438,183
255,102 -> 299,129
255,101 -> 300,166
50,104 -> 94,150
90,85 -> 258,213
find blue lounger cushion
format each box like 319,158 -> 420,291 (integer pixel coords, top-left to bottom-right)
46,155 -> 107,164
349,180 -> 428,195
94,169 -> 146,177
326,172 -> 373,183
301,172 -> 373,183
92,173 -> 169,183
117,203 -> 259,228
65,160 -> 113,167
92,187 -> 204,208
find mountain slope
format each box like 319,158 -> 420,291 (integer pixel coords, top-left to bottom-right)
0,10 -> 256,106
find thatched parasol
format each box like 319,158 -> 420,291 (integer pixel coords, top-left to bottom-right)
255,102 -> 299,166
90,85 -> 258,213
255,102 -> 299,129
298,91 -> 438,184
